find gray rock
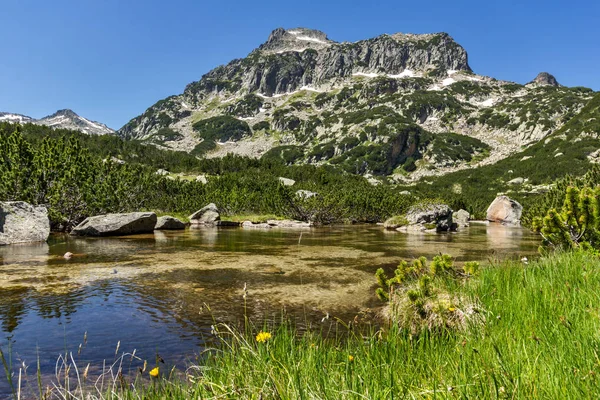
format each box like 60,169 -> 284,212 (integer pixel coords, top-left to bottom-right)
71,212 -> 157,236
486,196 -> 522,225
0,201 -> 50,245
295,190 -> 319,199
278,177 -> 296,186
216,220 -> 241,227
267,219 -> 312,228
242,221 -> 272,229
507,177 -> 524,185
196,175 -> 208,184
155,216 -> 186,230
189,203 -> 220,225
404,203 -> 454,232
453,209 -> 470,227
155,169 -> 170,176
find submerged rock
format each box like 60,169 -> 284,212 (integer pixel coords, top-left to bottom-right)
267,219 -> 312,228
0,201 -> 50,245
486,196 -> 522,225
71,212 -> 157,236
189,203 -> 220,225
216,220 -> 241,227
155,216 -> 186,230
242,221 -> 272,229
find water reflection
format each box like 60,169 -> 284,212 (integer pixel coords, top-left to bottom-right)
0,224 -> 540,396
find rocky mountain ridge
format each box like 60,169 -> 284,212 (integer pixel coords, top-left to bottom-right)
118,27 -> 598,183
0,109 -> 115,135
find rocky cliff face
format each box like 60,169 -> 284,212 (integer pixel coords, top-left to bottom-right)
0,109 -> 115,135
118,27 -> 597,182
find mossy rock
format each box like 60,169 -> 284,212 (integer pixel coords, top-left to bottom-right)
383,215 -> 409,229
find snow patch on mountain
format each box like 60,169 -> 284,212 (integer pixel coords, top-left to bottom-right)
0,109 -> 115,135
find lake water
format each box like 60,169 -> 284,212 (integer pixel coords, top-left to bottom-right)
0,224 -> 539,396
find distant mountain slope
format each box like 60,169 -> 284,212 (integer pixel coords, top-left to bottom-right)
0,109 -> 114,135
118,27 -> 598,182
0,112 -> 34,124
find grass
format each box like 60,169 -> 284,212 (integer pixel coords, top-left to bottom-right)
4,251 -> 600,398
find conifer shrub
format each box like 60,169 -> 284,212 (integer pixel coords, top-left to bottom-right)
375,255 -> 482,333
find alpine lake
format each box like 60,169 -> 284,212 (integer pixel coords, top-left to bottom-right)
0,223 -> 539,396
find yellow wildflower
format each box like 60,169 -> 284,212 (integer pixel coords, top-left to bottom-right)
448,307 -> 456,312
255,331 -> 272,343
348,355 -> 354,362
149,367 -> 159,378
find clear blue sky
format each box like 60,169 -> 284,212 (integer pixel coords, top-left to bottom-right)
1,0 -> 598,130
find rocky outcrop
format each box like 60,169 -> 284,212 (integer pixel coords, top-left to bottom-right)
486,196 -> 523,225
189,203 -> 220,225
155,216 -> 186,230
529,72 -> 559,87
71,212 -> 157,236
507,177 -> 525,185
184,30 -> 471,100
278,177 -> 296,186
296,190 -> 319,199
0,201 -> 50,245
453,209 -> 470,227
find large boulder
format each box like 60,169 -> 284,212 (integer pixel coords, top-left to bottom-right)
453,209 -> 470,227
189,203 -> 220,225
402,203 -> 454,232
0,201 -> 50,245
71,212 -> 157,236
486,196 -> 523,225
155,216 -> 186,230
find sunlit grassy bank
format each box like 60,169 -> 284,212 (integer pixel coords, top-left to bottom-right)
3,251 -> 600,399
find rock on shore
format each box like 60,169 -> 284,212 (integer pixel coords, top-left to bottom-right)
0,201 -> 50,245
155,216 -> 186,230
486,196 -> 522,225
189,203 -> 220,225
71,212 -> 157,236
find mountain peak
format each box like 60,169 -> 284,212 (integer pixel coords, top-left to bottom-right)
54,109 -> 78,116
529,72 -> 560,87
257,27 -> 334,53
38,109 -> 115,135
